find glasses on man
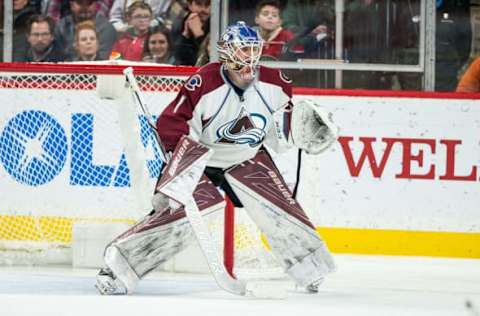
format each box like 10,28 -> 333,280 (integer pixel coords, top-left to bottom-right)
131,14 -> 151,20
30,32 -> 52,38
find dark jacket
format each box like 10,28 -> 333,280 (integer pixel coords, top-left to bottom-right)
22,40 -> 65,62
174,13 -> 210,66
11,1 -> 40,62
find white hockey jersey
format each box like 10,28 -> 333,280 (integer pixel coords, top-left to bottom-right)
156,62 -> 294,169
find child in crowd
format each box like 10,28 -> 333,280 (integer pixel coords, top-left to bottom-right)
142,25 -> 175,64
72,20 -> 101,61
110,1 -> 152,61
254,0 -> 302,60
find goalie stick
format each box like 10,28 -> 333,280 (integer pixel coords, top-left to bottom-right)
123,67 -> 247,296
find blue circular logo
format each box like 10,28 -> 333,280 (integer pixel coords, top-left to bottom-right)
0,110 -> 68,186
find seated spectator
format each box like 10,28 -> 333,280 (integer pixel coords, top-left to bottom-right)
12,0 -> 41,61
194,33 -> 209,66
45,0 -> 113,22
110,1 -> 152,61
282,0 -> 334,57
456,57 -> 480,93
158,0 -> 189,39
72,20 -> 102,61
19,15 -> 65,62
55,0 -> 116,60
254,0 -> 301,60
142,25 -> 175,64
174,0 -> 210,65
109,0 -> 187,34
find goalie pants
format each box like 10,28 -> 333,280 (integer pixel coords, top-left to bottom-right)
103,150 -> 335,292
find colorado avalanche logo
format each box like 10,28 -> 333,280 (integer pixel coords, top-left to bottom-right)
279,71 -> 292,84
216,108 -> 266,147
185,74 -> 202,91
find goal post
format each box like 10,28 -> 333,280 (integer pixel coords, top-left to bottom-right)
0,62 -> 280,277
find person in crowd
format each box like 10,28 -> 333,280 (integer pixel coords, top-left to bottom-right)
435,0 -> 472,91
72,20 -> 101,61
281,0 -> 335,87
194,33 -> 209,66
282,0 -> 334,57
45,0 -> 113,22
456,57 -> 480,92
174,0 -> 210,65
54,0 -> 116,60
109,0 -> 187,34
391,0 -> 422,90
254,0 -> 301,60
19,14 -> 65,62
343,0 -> 392,89
393,0 -> 472,91
142,25 -> 175,64
229,0 -> 287,26
10,0 -> 41,61
110,1 -> 152,61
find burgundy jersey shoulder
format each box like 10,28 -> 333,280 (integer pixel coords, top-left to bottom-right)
182,62 -> 225,105
258,65 -> 293,97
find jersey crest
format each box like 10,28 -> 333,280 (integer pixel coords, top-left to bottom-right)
216,108 -> 266,147
279,71 -> 292,84
185,74 -> 202,91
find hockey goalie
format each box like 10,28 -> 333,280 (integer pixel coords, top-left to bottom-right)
96,21 -> 339,296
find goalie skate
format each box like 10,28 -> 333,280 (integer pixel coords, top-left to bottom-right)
95,267 -> 127,295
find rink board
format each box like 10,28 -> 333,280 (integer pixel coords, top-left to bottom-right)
0,86 -> 479,258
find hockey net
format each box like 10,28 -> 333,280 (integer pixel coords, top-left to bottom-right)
0,62 -> 280,276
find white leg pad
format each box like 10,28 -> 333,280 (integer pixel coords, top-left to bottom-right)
104,245 -> 140,294
285,244 -> 337,288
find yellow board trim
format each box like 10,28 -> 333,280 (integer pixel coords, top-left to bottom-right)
1,216 -> 479,258
317,227 -> 480,259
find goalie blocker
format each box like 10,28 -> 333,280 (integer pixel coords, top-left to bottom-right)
96,136 -> 335,295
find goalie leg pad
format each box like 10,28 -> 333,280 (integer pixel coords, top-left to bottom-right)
102,209 -> 194,294
285,244 -> 336,289
225,150 -> 336,288
99,136 -> 224,295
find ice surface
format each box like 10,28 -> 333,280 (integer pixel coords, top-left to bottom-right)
1,255 -> 479,316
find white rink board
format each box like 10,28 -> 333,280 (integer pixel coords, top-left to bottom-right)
0,88 -> 479,233
294,95 -> 480,233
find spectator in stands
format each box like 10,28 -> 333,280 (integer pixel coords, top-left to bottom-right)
254,0 -> 301,60
435,0 -> 471,92
109,0 -> 187,35
174,0 -> 210,66
393,0 -> 472,91
110,1 -> 152,61
282,0 -> 334,58
45,0 -> 113,22
11,0 -> 41,61
55,0 -> 116,60
72,20 -> 101,61
456,57 -> 480,93
343,0 -> 392,90
142,25 -> 175,64
19,15 -> 65,62
194,33 -> 209,66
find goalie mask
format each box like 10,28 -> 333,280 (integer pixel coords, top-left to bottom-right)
217,21 -> 263,81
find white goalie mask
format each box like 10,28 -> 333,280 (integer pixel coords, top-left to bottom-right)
217,21 -> 263,81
